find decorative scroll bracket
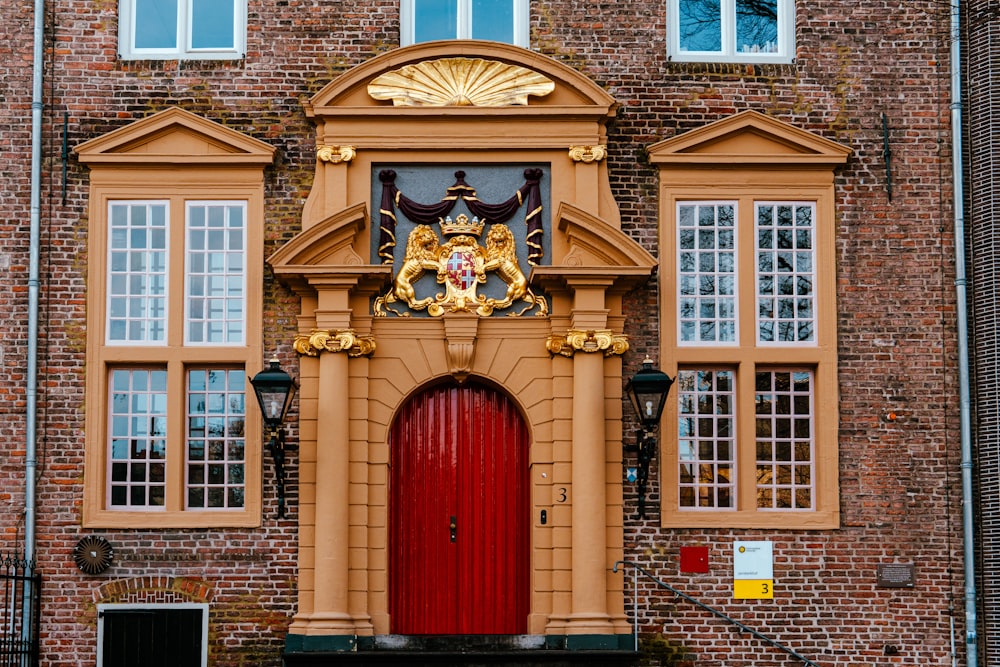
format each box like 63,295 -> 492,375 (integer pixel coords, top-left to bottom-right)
293,329 -> 376,357
317,145 -> 357,163
568,145 -> 607,163
545,329 -> 629,357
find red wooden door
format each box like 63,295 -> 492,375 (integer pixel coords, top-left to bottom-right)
389,382 -> 530,634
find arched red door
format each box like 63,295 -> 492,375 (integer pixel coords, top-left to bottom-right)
389,381 -> 530,634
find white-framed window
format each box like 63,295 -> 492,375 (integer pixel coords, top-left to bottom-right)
400,0 -> 530,47
677,367 -> 815,512
107,201 -> 169,345
667,0 -> 794,64
756,202 -> 815,344
184,202 -> 247,346
677,201 -> 738,345
118,0 -> 247,60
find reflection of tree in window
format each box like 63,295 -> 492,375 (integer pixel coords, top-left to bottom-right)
678,0 -> 778,54
736,0 -> 778,53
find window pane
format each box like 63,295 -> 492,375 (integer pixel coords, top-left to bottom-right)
756,203 -> 815,343
134,0 -> 178,49
678,203 -> 737,343
108,368 -> 168,508
414,0 -> 458,42
679,0 -> 722,52
186,203 -> 246,344
677,369 -> 736,509
186,368 -> 246,509
755,369 -> 814,509
191,0 -> 235,49
736,0 -> 778,54
472,0 -> 513,42
108,203 -> 168,344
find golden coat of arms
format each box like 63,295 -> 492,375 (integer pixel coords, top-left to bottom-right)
374,214 -> 547,317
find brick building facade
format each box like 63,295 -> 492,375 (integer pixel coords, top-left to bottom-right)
0,1 -> 975,665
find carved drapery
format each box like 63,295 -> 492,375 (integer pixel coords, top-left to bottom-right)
545,329 -> 629,357
377,169 -> 544,266
293,329 -> 376,357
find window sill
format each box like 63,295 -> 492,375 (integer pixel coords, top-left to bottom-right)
660,508 -> 839,530
83,507 -> 262,529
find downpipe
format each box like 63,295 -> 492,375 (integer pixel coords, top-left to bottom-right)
949,1 -> 978,665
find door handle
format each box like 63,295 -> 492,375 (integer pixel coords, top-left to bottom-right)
449,515 -> 457,542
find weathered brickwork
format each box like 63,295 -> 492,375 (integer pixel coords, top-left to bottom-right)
966,0 -> 1000,663
0,1 -> 966,665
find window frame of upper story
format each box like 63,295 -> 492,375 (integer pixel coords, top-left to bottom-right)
118,0 -> 248,61
400,0 -> 530,47
86,191 -> 263,528
667,0 -> 795,64
662,189 -> 837,530
649,111 -> 849,530
76,110 -> 274,528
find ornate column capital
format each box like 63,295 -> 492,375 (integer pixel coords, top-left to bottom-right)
545,329 -> 628,357
316,145 -> 357,163
568,145 -> 607,163
294,329 -> 375,357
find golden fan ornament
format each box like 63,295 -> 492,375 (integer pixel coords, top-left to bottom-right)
368,57 -> 555,107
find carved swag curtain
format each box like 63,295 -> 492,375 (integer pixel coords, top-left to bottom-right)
378,169 -> 544,265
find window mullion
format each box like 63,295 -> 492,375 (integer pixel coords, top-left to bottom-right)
722,0 -> 736,57
738,196 -> 757,345
457,0 -> 472,40
735,360 -> 757,511
165,359 -> 187,512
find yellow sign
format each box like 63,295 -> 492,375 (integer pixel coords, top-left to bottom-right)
733,579 -> 774,599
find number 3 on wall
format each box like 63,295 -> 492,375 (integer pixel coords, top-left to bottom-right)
556,487 -> 567,503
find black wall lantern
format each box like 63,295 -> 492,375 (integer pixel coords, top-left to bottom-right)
250,357 -> 298,518
625,358 -> 675,518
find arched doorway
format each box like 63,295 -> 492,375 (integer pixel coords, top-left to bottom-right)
389,381 -> 530,634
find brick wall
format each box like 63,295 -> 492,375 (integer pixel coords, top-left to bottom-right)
0,1 -> 963,665
966,0 -> 1000,663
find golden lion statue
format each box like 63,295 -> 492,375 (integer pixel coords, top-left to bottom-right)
483,224 -> 527,309
391,224 -> 441,310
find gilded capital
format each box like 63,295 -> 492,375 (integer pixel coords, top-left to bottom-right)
568,145 -> 607,163
294,329 -> 376,357
317,145 -> 357,163
546,329 -> 629,357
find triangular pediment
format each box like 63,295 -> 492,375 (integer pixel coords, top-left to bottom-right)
647,110 -> 851,166
75,107 -> 275,165
268,203 -> 392,294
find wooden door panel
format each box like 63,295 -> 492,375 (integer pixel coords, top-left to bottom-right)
390,383 -> 529,634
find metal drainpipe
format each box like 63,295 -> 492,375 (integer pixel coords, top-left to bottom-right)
949,1 -> 978,665
24,0 -> 43,603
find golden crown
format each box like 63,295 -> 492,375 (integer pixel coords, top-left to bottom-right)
439,213 -> 485,237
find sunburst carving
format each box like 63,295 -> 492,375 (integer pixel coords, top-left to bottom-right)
367,57 -> 555,107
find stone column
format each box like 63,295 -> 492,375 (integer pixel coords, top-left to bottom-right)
288,285 -> 376,649
545,278 -> 629,647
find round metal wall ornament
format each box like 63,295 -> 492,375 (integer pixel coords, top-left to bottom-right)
73,536 -> 113,575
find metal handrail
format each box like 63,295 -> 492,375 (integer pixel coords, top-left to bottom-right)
613,560 -> 820,667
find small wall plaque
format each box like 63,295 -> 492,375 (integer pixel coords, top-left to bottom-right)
877,563 -> 915,588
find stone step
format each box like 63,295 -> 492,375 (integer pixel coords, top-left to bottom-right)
283,649 -> 640,667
